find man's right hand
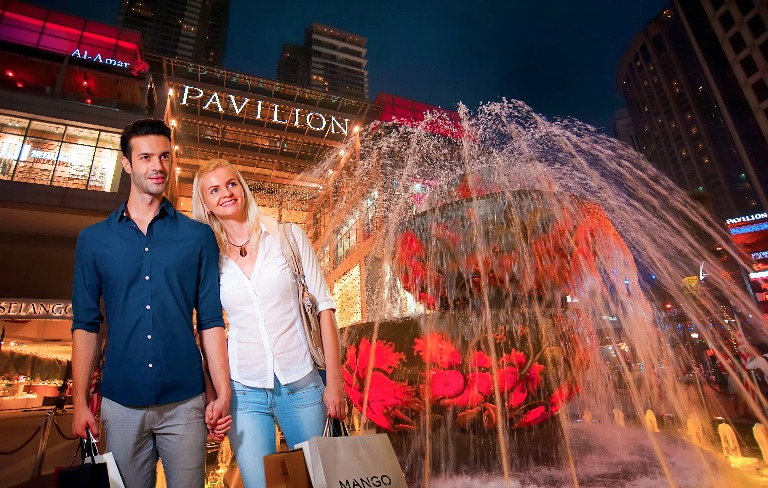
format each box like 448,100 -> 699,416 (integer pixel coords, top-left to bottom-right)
72,404 -> 99,440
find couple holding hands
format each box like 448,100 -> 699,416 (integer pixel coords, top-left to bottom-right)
71,119 -> 345,488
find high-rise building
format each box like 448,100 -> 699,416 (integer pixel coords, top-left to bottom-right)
618,1 -> 768,221
278,23 -> 369,100
613,108 -> 640,151
118,0 -> 231,66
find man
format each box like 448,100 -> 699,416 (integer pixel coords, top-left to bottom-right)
71,119 -> 231,487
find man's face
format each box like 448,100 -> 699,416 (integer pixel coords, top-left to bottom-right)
121,135 -> 172,197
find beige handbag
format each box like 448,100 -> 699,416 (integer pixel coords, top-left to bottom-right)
278,222 -> 326,369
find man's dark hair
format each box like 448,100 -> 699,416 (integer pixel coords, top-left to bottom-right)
120,119 -> 172,162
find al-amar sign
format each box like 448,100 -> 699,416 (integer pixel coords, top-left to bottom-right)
179,85 -> 352,135
0,299 -> 73,320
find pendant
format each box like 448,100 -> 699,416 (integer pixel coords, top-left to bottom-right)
239,245 -> 247,257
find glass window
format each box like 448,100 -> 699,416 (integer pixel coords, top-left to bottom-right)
753,79 -> 768,102
0,133 -> 24,180
736,0 -> 755,16
748,15 -> 767,39
89,147 -> 121,191
64,126 -> 99,146
0,114 -> 29,135
51,143 -> 95,189
27,120 -> 64,141
362,191 -> 377,240
762,39 -> 768,62
740,55 -> 759,77
729,31 -> 747,53
719,11 -> 736,31
97,132 -> 120,150
13,137 -> 61,184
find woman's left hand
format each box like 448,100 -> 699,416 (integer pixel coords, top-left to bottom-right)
323,375 -> 347,420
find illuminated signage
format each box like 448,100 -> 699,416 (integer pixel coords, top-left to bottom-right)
71,49 -> 131,69
753,251 -> 768,261
750,271 -> 768,280
0,299 -> 72,320
726,213 -> 768,225
756,292 -> 768,302
731,222 -> 768,235
179,85 -> 353,135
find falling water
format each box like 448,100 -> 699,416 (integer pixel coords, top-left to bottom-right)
718,423 -> 742,458
613,408 -> 625,427
754,423 -> 768,463
285,100 -> 768,486
645,409 -> 660,433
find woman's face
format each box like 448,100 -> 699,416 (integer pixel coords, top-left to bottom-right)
199,166 -> 246,220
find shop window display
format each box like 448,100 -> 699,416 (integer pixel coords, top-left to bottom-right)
0,114 -> 121,191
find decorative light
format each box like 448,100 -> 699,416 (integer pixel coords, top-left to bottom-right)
15,81 -> 23,88
691,333 -> 699,339
85,98 -> 92,104
174,145 -> 179,150
327,169 -> 333,176
339,149 -> 346,156
175,167 -> 181,174
168,88 -> 174,96
171,119 -> 177,127
5,70 -> 13,77
82,80 -> 88,87
353,126 -> 360,133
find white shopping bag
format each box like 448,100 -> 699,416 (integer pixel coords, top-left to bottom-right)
295,430 -> 407,488
82,432 -> 126,488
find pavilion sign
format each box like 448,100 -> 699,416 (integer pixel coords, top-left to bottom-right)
0,299 -> 73,320
179,85 -> 353,136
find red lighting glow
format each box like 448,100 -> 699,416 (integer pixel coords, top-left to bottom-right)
85,98 -> 92,104
5,70 -> 14,77
15,81 -> 23,88
664,303 -> 673,310
82,80 -> 88,87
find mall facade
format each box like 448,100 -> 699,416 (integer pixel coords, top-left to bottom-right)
0,1 -> 432,359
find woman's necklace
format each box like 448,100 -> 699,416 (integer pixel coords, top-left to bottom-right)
227,236 -> 251,257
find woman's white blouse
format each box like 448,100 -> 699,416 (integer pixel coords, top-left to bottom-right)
220,223 -> 336,388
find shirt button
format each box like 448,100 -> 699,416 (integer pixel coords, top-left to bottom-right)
145,276 -> 150,280
144,247 -> 149,252
148,363 -> 153,368
147,335 -> 152,339
146,305 -> 151,310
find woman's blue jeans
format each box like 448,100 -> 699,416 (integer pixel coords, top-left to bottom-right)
228,370 -> 327,488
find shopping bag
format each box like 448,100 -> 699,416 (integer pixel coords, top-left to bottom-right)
264,448 -> 312,488
53,432 -> 110,488
295,419 -> 407,488
84,451 -> 126,488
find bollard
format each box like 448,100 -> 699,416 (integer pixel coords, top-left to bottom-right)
32,411 -> 54,478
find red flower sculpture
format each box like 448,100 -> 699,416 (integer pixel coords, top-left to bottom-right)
343,338 -> 420,431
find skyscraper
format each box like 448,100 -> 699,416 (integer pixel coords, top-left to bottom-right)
618,0 -> 768,221
118,0 -> 231,66
278,23 -> 369,100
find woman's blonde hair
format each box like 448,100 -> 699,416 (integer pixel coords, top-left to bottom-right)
192,159 -> 261,255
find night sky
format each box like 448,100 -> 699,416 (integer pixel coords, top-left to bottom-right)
29,0 -> 670,133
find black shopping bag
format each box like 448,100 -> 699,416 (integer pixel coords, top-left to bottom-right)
53,430 -> 110,488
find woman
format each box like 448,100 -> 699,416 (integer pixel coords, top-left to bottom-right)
192,159 -> 346,487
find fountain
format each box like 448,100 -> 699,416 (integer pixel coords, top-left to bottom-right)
293,100 -> 768,486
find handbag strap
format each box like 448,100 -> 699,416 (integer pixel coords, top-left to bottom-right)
278,223 -> 310,295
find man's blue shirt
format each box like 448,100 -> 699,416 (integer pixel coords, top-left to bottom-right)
72,198 -> 224,407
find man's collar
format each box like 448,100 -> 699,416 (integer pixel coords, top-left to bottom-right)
116,197 -> 177,222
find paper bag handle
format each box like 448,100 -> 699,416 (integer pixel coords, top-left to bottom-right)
323,417 -> 349,437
